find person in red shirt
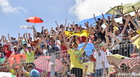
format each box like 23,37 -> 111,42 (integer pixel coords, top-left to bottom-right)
4,45 -> 12,59
78,36 -> 86,44
58,41 -> 68,59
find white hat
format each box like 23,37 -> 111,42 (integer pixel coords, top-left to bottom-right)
27,44 -> 31,47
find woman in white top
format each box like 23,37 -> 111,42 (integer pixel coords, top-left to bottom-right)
93,44 -> 110,77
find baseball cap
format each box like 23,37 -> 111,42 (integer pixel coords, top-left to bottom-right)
22,41 -> 26,45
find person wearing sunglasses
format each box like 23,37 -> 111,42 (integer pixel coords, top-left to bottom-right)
110,32 -> 140,57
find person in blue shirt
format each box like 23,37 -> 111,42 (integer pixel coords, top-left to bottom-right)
27,64 -> 41,77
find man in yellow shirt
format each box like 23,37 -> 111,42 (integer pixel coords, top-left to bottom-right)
63,34 -> 89,77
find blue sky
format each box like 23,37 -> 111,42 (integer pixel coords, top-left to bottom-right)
0,0 -> 76,38
0,0 -> 138,38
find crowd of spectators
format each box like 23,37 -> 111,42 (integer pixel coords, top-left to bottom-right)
0,6 -> 140,77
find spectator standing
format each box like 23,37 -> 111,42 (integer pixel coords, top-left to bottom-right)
93,44 -> 110,77
27,64 -> 41,77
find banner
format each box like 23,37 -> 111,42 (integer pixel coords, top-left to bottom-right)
64,30 -> 89,38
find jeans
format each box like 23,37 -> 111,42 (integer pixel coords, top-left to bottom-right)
94,68 -> 108,77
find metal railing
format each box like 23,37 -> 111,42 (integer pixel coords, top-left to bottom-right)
0,43 -> 140,77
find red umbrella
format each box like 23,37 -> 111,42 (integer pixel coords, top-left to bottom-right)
34,56 -> 63,72
26,16 -> 44,23
8,54 -> 26,66
117,58 -> 140,68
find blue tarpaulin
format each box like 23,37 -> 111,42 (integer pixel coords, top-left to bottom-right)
78,43 -> 94,56
78,14 -> 113,26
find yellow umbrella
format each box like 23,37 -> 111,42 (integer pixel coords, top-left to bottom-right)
131,36 -> 140,49
107,54 -> 126,64
106,1 -> 140,15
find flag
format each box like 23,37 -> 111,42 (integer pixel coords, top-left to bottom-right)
74,30 -> 89,37
64,30 -> 89,38
64,31 -> 74,38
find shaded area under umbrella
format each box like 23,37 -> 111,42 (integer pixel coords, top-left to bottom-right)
34,56 -> 63,72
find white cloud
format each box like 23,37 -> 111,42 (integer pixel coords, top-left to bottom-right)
70,0 -> 138,20
0,0 -> 26,14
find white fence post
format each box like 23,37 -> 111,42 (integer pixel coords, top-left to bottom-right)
50,53 -> 56,77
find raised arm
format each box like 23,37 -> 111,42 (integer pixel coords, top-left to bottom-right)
134,13 -> 140,28
27,33 -> 32,44
129,15 -> 140,30
17,37 -> 22,49
25,33 -> 29,43
17,33 -> 20,41
81,37 -> 89,50
3,36 -> 12,46
109,32 -> 120,43
81,26 -> 92,50
3,36 -> 9,43
64,19 -> 67,28
103,32 -> 110,48
32,26 -> 37,40
121,17 -> 129,34
71,22 -> 77,32
119,7 -> 125,19
7,34 -> 12,42
93,14 -> 97,22
63,34 -> 69,50
23,33 -> 28,44
42,36 -> 48,48
132,6 -> 138,14
130,34 -> 140,43
41,26 -> 44,34
102,13 -> 109,27
44,29 -> 49,41
112,14 -> 119,27
55,21 -> 60,28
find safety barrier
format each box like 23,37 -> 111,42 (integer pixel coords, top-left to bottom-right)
0,42 -> 140,77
